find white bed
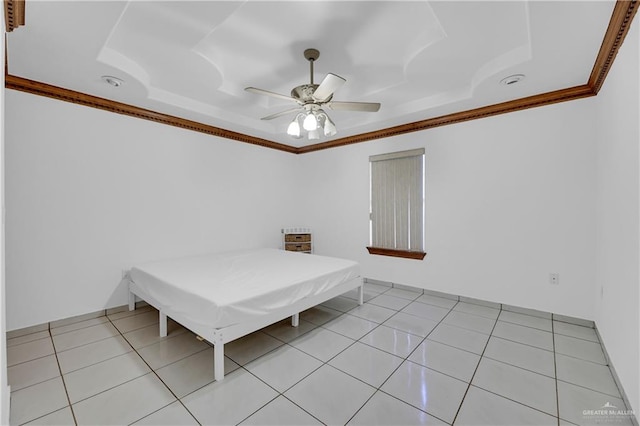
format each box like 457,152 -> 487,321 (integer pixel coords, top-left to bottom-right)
125,248 -> 363,381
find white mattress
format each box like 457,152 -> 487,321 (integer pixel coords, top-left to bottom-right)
129,248 -> 360,329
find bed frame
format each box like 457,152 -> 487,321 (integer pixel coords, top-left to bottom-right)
128,276 -> 364,381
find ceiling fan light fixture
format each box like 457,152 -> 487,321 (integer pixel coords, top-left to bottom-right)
303,112 -> 318,131
322,113 -> 337,137
287,119 -> 301,138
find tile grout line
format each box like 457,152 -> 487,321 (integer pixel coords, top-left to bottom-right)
479,354 -> 556,381
48,317 -> 110,336
239,290 -> 420,425
552,317 -> 561,426
235,328 -> 337,425
103,313 -> 203,425
344,297 -> 462,425
554,351 -> 610,367
488,332 -> 555,353
342,294 -> 432,425
48,327 -> 79,426
234,361 -> 325,425
449,304 -> 502,425
554,378 -> 625,401
207,305 -> 372,425
193,319 -> 334,425
498,319 -> 553,333
278,394 -> 326,425
452,309 -> 567,423
375,296 -> 465,418
466,384 -> 565,421
7,351 -> 56,370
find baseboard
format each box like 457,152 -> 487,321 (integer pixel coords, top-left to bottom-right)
391,283 -> 424,294
502,304 -> 552,320
6,301 -> 151,339
552,313 -> 595,328
594,327 -> 639,426
363,278 -> 392,287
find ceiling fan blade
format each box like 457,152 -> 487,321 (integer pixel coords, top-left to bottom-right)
245,87 -> 297,103
260,107 -> 301,121
329,101 -> 381,112
312,73 -> 346,102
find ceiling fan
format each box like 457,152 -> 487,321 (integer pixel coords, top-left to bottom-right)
245,48 -> 381,140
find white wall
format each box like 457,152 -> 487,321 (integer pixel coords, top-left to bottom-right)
6,86 -> 599,329
4,90 -> 298,330
298,98 -> 598,320
594,20 -> 639,415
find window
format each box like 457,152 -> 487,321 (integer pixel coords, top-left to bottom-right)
368,148 -> 426,260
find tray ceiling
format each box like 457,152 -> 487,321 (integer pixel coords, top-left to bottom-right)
4,1 -> 625,150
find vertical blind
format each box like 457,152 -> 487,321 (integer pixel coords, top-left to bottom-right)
370,148 -> 424,252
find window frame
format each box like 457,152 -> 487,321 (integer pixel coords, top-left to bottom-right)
367,148 -> 426,260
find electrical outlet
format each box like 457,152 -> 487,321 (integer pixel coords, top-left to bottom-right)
549,273 -> 559,285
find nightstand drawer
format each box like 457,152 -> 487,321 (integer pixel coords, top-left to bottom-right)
285,243 -> 312,252
284,234 -> 311,243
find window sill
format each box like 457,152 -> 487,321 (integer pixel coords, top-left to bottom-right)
366,247 -> 426,260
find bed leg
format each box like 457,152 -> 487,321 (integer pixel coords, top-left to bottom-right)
291,313 -> 299,327
214,341 -> 224,382
128,291 -> 135,311
159,312 -> 167,337
358,282 -> 364,305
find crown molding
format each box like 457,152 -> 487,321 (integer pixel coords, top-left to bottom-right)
4,75 -> 298,154
298,85 -> 595,154
4,1 -> 638,154
4,0 -> 25,32
588,0 -> 639,94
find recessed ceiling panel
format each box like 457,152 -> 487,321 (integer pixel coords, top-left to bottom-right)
6,1 -> 616,147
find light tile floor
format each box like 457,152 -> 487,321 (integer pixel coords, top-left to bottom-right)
6,284 -> 635,425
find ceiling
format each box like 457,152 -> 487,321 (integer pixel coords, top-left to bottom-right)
5,1 -> 621,150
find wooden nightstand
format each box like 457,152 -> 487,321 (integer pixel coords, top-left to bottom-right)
282,227 -> 313,253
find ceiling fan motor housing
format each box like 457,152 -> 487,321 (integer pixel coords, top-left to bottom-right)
291,84 -> 332,103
